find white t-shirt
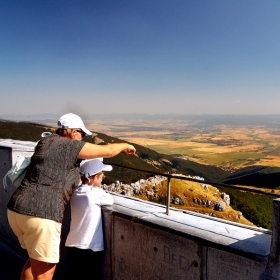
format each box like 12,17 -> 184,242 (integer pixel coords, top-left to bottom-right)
65,185 -> 114,251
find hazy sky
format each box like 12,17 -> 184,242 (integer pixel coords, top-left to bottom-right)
1,1 -> 280,116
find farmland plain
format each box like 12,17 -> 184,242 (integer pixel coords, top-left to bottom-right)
84,116 -> 280,170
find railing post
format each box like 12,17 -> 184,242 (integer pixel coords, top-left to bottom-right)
269,198 -> 280,264
166,175 -> 171,215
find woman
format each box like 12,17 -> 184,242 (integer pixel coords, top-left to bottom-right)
7,113 -> 136,280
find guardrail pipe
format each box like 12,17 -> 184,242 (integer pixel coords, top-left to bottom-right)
166,175 -> 171,215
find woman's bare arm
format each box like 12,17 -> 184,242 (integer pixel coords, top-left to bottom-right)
78,142 -> 136,159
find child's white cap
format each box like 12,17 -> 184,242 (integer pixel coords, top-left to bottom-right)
80,159 -> 112,179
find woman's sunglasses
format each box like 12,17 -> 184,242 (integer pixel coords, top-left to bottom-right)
76,130 -> 86,138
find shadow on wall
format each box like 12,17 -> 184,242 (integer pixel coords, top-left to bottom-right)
0,241 -> 26,280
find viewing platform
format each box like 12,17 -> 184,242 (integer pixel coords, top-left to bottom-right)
1,139 -> 280,279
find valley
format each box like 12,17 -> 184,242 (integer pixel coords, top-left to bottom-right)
82,117 -> 280,169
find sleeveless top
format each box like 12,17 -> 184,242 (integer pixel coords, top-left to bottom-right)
7,134 -> 86,223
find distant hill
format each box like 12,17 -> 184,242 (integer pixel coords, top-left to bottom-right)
0,121 -> 53,141
221,166 -> 280,189
2,113 -> 280,128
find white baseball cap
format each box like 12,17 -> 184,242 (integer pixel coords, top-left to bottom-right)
57,113 -> 92,136
80,159 -> 112,179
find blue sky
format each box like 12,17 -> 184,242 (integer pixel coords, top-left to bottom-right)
1,1 -> 280,116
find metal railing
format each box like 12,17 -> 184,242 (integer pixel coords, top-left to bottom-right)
108,163 -> 280,216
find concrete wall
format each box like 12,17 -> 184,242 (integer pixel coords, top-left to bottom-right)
99,196 -> 280,280
2,142 -> 280,279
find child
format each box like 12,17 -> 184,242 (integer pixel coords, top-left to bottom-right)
65,159 -> 114,280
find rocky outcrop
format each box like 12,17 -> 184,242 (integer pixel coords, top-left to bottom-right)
173,195 -> 185,205
221,192 -> 230,205
102,175 -> 166,198
102,174 -> 231,214
214,201 -> 227,211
